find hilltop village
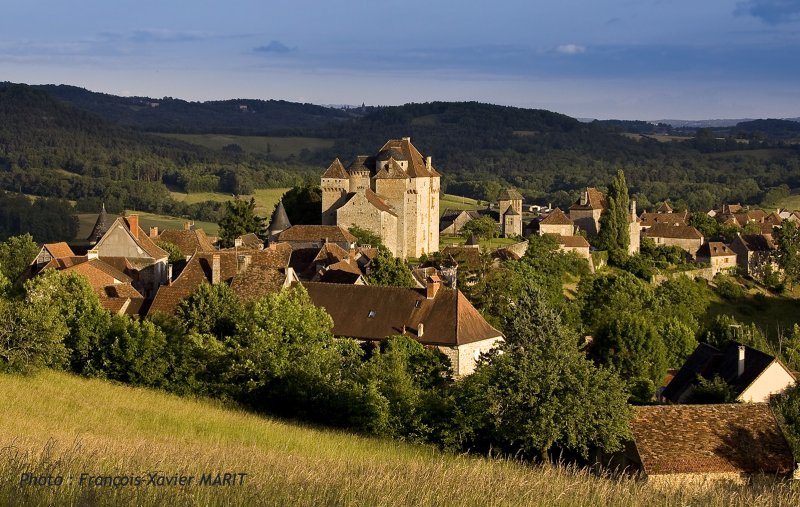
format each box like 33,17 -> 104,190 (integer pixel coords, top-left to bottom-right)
6,136 -> 800,486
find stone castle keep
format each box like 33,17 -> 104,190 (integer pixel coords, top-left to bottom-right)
321,137 -> 440,259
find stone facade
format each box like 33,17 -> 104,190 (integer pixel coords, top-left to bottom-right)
322,138 -> 439,259
438,337 -> 505,376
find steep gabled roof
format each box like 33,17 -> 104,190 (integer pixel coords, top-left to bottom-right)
312,242 -> 350,264
696,241 -> 735,258
657,202 -> 673,213
539,208 -> 573,226
374,158 -> 408,179
734,233 -> 775,252
157,229 -> 216,256
364,189 -> 398,216
570,187 -> 607,211
379,138 -> 440,178
631,404 -> 794,476
321,158 -> 349,179
43,242 -> 76,259
546,233 -> 590,248
498,188 -> 523,201
302,282 -> 502,347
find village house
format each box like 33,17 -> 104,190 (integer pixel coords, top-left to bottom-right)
496,188 -> 523,238
729,233 -> 778,279
569,187 -> 639,255
642,223 -> 704,258
661,342 -> 795,404
302,279 -> 504,376
603,404 -> 795,487
276,225 -> 357,251
638,202 -> 689,231
439,209 -> 481,235
537,208 -> 574,236
321,137 -> 440,259
148,243 -> 296,315
696,242 -> 737,276
546,234 -> 592,264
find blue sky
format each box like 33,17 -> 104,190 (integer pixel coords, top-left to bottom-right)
2,0 -> 799,119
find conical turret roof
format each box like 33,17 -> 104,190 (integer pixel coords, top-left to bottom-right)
269,200 -> 292,234
87,203 -> 109,244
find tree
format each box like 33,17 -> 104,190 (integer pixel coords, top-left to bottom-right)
217,197 -> 266,248
175,282 -> 244,339
455,291 -> 631,461
0,296 -> 68,374
775,221 -> 800,290
367,249 -> 416,287
686,374 -> 737,404
593,313 -> 667,388
281,183 -> 322,225
596,169 -> 630,256
0,234 -> 39,282
577,271 -> 655,333
348,225 -> 382,248
773,383 -> 800,458
461,216 -> 499,241
156,240 -> 185,264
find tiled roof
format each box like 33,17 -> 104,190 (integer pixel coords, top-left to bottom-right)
661,341 -> 789,402
374,158 -> 408,180
230,265 -> 289,303
268,200 -> 292,233
312,243 -> 350,264
644,223 -> 703,240
364,189 -> 397,216
302,282 -> 503,347
378,138 -> 440,178
735,234 -> 775,252
631,404 -> 794,475
547,233 -> 590,248
317,270 -> 364,285
441,246 -> 482,270
540,208 -> 574,226
639,211 -> 688,228
118,217 -> 168,260
498,188 -> 523,201
697,241 -> 735,258
44,242 -> 76,259
570,187 -> 607,211
157,229 -> 216,256
657,202 -> 673,213
325,259 -> 363,276
278,225 -> 357,244
321,158 -> 349,179
61,259 -> 133,287
87,204 -> 109,243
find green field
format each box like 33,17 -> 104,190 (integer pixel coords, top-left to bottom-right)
76,212 -> 220,242
440,235 -> 519,250
440,193 -> 487,215
169,187 -> 290,216
1,370 -> 793,506
776,193 -> 800,211
157,133 -> 334,157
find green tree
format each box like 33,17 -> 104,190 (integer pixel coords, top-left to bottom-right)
659,317 -> 698,369
156,240 -> 185,264
455,290 -> 630,461
775,221 -> 800,290
0,296 -> 68,373
281,183 -> 322,225
95,316 -> 170,387
348,225 -> 383,248
217,197 -> 265,248
461,216 -> 499,241
686,374 -> 737,404
577,271 -> 655,333
593,313 -> 667,388
175,282 -> 244,339
773,383 -> 800,458
596,169 -> 630,256
368,249 -> 416,287
0,234 -> 39,282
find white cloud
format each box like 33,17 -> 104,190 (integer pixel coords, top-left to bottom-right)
555,44 -> 586,55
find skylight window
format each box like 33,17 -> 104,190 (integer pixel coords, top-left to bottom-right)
368,310 -> 376,318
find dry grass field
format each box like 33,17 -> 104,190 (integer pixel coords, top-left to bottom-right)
1,371 -> 796,506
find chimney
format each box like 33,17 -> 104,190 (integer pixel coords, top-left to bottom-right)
167,263 -> 173,284
402,136 -> 411,142
630,199 -> 637,218
238,254 -> 251,274
425,156 -> 432,169
738,345 -> 746,378
184,221 -> 192,231
212,254 -> 221,285
418,323 -> 424,337
149,226 -> 159,238
128,214 -> 139,239
580,191 -> 588,206
426,275 -> 441,299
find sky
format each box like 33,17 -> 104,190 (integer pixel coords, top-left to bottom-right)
1,0 -> 799,120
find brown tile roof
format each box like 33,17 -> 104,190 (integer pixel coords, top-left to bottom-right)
734,234 -> 775,252
363,189 -> 397,216
539,208 -> 574,226
230,265 -> 289,303
657,202 -> 673,213
631,404 -> 794,476
313,243 -> 350,264
378,138 -> 440,178
696,241 -> 735,258
148,245 -> 292,315
321,158 -> 349,179
61,259 -> 133,287
157,229 -> 216,256
570,187 -> 607,211
43,242 -> 76,259
317,270 -> 364,285
302,282 -> 502,347
547,233 -> 590,248
374,158 -> 408,179
325,259 -> 363,276
644,223 -> 703,240
722,203 -> 743,214
278,225 -> 357,244
236,233 -> 264,250
441,246 -> 482,270
639,211 -> 688,228
498,188 -> 523,201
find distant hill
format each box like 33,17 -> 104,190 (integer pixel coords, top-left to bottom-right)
4,82 -> 357,135
655,118 -> 754,128
733,119 -> 800,139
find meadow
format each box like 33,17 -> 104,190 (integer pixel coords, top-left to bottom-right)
1,371 -> 797,506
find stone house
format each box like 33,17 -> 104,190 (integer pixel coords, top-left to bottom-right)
638,210 -> 689,231
302,279 -> 504,376
569,187 -> 606,237
696,242 -> 737,276
91,214 -> 168,298
729,233 -> 777,278
603,404 -> 795,487
29,242 -> 75,274
537,208 -> 574,236
321,137 -> 439,259
642,223 -> 704,258
439,209 -> 481,235
497,188 -> 523,238
546,233 -> 592,262
661,342 -> 795,403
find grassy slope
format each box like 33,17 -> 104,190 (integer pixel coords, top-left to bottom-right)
76,213 -> 220,240
2,371 -> 793,506
169,188 -> 290,216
